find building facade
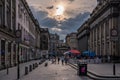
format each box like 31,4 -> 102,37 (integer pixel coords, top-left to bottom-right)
0,0 -> 41,69
16,0 -> 37,62
57,42 -> 70,56
66,32 -> 78,50
0,0 -> 16,69
49,33 -> 59,56
89,0 -> 120,60
77,21 -> 90,52
35,20 -> 41,59
40,28 -> 50,58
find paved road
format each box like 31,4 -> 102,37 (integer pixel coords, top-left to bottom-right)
20,60 -> 92,80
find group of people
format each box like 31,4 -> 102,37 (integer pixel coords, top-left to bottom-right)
50,56 -> 69,65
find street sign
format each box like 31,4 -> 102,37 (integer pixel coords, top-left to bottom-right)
110,28 -> 118,41
15,30 -> 22,43
15,30 -> 21,38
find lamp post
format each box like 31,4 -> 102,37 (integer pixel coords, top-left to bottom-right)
15,30 -> 21,79
110,28 -> 118,75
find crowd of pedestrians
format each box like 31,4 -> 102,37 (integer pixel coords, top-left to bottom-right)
50,56 -> 69,65
74,55 -> 112,64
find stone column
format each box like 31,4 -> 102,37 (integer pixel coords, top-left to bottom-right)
99,25 -> 102,56
118,5 -> 120,57
11,42 -> 14,66
104,22 -> 106,56
0,39 -> 1,69
5,41 -> 8,67
109,18 -> 112,56
93,28 -> 95,52
89,31 -> 92,50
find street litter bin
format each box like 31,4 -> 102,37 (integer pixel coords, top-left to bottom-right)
77,63 -> 87,76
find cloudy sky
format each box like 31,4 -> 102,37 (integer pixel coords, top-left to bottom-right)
26,0 -> 97,40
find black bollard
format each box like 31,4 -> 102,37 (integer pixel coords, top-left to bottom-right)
6,65 -> 9,75
29,65 -> 32,72
25,66 -> 28,75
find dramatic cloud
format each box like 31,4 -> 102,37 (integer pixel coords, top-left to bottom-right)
26,0 -> 97,40
46,5 -> 54,9
35,11 -> 90,39
69,0 -> 75,2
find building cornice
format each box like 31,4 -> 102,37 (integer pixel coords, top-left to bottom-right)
21,0 -> 38,26
89,0 -> 120,24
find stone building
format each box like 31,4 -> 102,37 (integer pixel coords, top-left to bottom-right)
0,0 -> 16,69
16,0 -> 37,62
35,20 -> 41,59
77,21 -> 90,52
57,41 -> 70,56
40,28 -> 50,58
66,32 -> 78,50
49,33 -> 59,56
0,0 -> 41,69
89,0 -> 120,60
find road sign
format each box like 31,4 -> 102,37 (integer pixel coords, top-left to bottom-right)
15,30 -> 21,38
15,30 -> 22,43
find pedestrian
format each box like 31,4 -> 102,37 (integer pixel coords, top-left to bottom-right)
107,56 -> 110,63
61,56 -> 64,65
51,57 -> 54,64
64,57 -> 68,65
57,57 -> 60,64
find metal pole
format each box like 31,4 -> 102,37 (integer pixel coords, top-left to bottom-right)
109,1 -> 116,76
17,43 -> 20,79
7,64 -> 9,75
113,41 -> 116,75
113,63 -> 115,75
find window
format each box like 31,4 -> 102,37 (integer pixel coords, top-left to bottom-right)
6,6 -> 10,27
70,38 -> 75,43
0,5 -> 2,25
8,42 -> 11,52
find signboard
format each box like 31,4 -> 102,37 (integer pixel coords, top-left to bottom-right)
110,28 -> 118,41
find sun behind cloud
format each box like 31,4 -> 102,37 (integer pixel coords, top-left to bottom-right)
55,5 -> 65,16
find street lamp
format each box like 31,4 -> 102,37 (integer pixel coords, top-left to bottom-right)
15,30 -> 22,79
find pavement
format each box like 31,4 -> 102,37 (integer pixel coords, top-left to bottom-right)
69,59 -> 120,80
20,60 -> 91,80
88,63 -> 120,77
0,60 -> 42,80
